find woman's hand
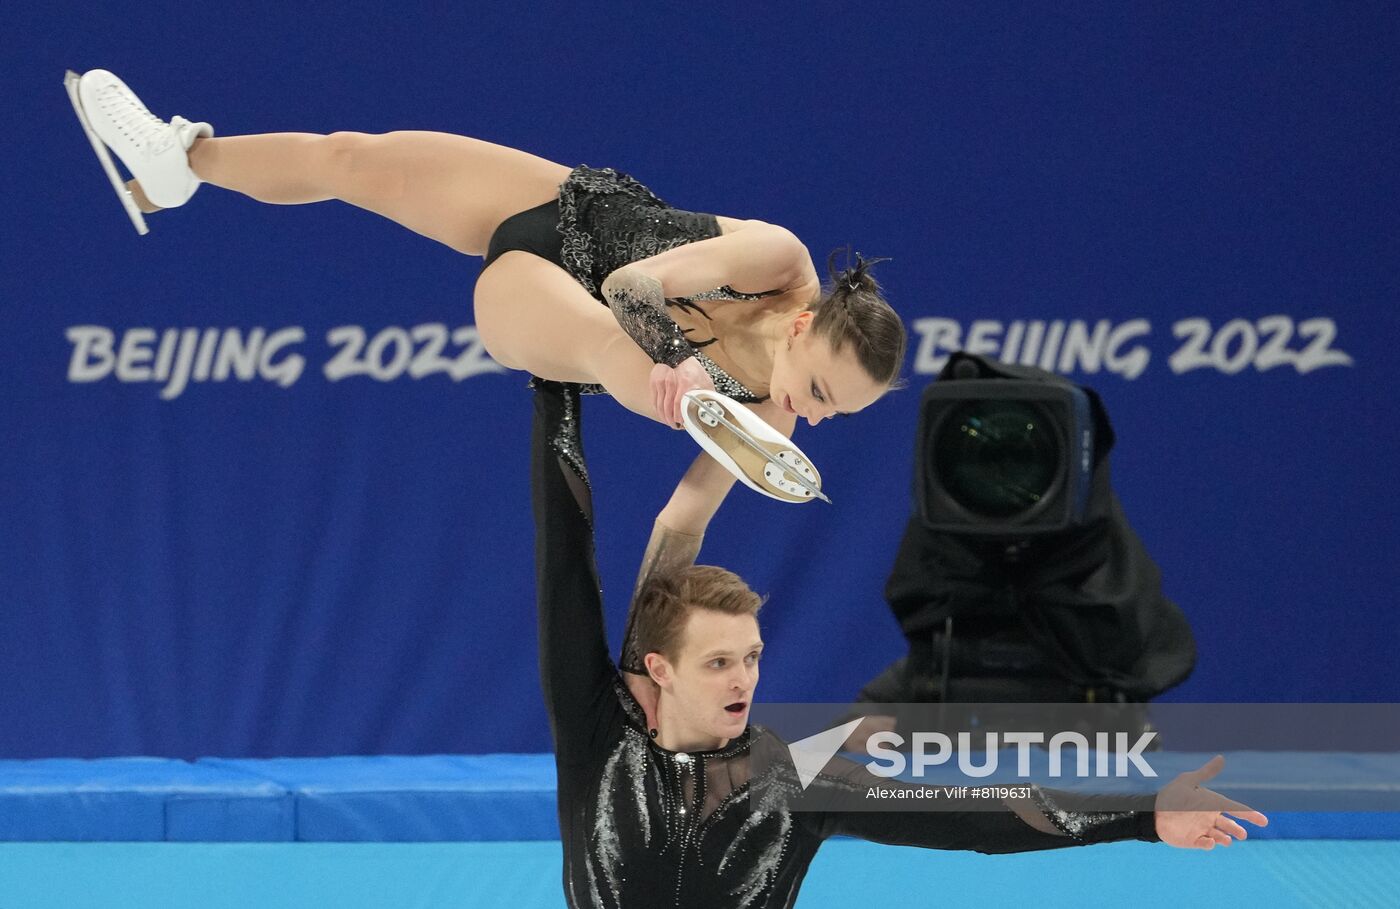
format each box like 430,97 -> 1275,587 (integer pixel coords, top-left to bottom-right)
651,357 -> 716,428
1154,755 -> 1268,849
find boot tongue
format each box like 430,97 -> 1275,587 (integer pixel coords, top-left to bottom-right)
171,116 -> 215,149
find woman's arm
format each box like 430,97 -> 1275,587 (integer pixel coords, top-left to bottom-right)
621,402 -> 797,717
621,518 -> 705,702
650,399 -> 797,536
620,449 -> 736,718
611,221 -> 813,302
599,223 -> 815,369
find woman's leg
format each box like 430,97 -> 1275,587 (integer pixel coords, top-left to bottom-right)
172,129 -> 665,417
186,131 -> 571,256
474,251 -> 668,425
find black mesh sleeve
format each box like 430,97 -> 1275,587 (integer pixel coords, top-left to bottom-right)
531,382 -> 624,765
805,755 -> 1159,853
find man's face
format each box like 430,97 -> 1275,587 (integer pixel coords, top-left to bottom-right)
659,608 -> 763,744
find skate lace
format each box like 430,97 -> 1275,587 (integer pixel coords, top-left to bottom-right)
97,84 -> 174,154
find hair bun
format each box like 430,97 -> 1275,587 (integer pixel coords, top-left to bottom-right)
827,249 -> 889,297
809,247 -> 906,387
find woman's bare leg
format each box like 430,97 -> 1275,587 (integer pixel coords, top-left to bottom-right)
166,130 -> 664,416
475,251 -> 669,425
184,131 -> 571,256
133,126 -> 669,421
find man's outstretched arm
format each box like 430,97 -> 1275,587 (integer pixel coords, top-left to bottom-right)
532,383 -> 619,764
810,755 -> 1264,853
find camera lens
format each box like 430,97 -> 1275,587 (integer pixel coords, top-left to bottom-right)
934,401 -> 1060,519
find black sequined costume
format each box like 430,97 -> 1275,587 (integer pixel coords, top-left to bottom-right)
531,382 -> 1160,909
486,166 -> 775,404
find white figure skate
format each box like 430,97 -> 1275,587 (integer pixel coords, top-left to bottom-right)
64,69 -> 213,234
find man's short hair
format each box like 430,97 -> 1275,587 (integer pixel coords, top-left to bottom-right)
629,566 -> 765,665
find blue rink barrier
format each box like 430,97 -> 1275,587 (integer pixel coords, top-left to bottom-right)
0,757 -> 294,842
200,755 -> 560,841
1,753 -> 1397,842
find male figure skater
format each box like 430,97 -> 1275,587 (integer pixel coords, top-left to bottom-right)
531,381 -> 1264,908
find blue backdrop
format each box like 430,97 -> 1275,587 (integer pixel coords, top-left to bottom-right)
3,2 -> 1396,758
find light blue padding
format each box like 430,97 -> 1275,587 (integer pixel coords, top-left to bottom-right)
0,843 -> 565,909
0,758 -> 292,842
2,753 -> 1397,841
201,755 -> 560,841
802,839 -> 1400,909
0,841 -> 1398,909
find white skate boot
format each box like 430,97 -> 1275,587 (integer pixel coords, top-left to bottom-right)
64,69 -> 213,234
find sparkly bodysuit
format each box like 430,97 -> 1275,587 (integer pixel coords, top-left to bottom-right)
489,165 -> 776,403
531,382 -> 1160,909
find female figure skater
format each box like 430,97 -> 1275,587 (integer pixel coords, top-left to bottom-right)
67,69 -> 906,502
531,379 -> 1267,908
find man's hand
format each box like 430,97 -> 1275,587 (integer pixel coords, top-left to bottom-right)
1155,755 -> 1268,849
651,358 -> 716,428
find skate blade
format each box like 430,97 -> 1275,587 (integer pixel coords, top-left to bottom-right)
686,397 -> 829,504
64,70 -> 148,235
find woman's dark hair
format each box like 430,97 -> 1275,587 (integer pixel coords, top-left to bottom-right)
806,251 -> 907,387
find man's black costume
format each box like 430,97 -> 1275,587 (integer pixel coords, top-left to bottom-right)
531,382 -> 1159,908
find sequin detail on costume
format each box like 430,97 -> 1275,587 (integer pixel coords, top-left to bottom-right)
602,271 -> 694,369
557,166 -> 722,297
671,286 -> 783,306
719,766 -> 796,907
693,351 -> 767,402
590,743 -> 635,900
553,166 -> 768,404
1028,786 -> 1136,839
579,713 -> 791,908
529,379 -> 591,491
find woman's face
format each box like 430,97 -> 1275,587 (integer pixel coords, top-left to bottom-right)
768,313 -> 888,427
652,608 -> 763,747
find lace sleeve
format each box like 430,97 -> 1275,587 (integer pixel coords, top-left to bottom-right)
600,271 -> 785,368
600,270 -> 695,368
